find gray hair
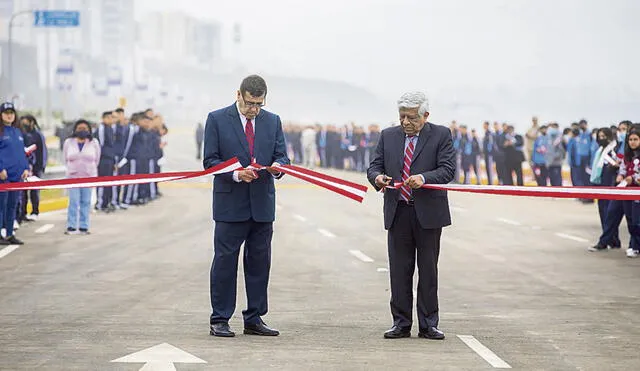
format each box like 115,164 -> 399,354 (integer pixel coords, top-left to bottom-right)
397,91 -> 429,116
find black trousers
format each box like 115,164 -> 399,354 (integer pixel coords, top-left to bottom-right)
388,203 -> 441,330
210,220 -> 273,325
96,158 -> 116,209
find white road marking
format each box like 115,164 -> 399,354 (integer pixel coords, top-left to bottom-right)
484,254 -> 507,263
349,250 -> 374,262
292,214 -> 307,222
412,289 -> 417,298
457,335 -> 512,368
377,267 -> 389,272
317,228 -> 335,238
0,245 -> 20,260
496,218 -> 521,226
35,224 -> 54,234
38,209 -> 67,219
554,232 -> 588,243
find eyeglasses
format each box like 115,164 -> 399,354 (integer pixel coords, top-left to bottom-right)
241,96 -> 265,108
399,114 -> 421,123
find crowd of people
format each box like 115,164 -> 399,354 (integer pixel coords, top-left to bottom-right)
269,117 -> 640,259
3,103 -> 639,259
0,102 -> 47,245
0,105 -> 167,244
61,108 -> 168,235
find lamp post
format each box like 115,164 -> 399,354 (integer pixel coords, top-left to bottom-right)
7,10 -> 34,100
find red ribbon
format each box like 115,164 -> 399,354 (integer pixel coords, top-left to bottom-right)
384,182 -> 640,200
0,158 -> 243,191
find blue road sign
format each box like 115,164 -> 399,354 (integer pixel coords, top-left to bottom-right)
33,11 -> 80,27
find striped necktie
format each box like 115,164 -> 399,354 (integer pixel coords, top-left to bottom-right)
400,136 -> 415,201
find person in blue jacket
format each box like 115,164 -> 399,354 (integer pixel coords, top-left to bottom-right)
0,102 -> 29,245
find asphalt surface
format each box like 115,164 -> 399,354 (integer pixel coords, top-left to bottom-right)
1,125 -> 639,370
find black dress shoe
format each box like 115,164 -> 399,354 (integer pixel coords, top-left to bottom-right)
5,236 -> 23,245
243,321 -> 279,336
383,325 -> 411,339
418,326 -> 445,340
210,323 -> 235,337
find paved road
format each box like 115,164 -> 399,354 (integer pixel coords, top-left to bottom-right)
1,125 -> 639,370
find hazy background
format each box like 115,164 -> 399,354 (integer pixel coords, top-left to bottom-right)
1,0 -> 639,130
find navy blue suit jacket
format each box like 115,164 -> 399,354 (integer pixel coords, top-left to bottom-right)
203,103 -> 290,223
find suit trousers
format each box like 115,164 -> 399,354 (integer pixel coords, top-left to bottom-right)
388,202 -> 441,330
210,219 -> 273,325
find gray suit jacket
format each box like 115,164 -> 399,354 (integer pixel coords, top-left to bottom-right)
367,123 -> 456,230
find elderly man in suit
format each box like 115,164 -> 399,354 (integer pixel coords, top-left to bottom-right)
367,91 -> 456,340
203,75 -> 290,338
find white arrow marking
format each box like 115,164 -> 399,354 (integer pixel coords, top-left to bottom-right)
111,343 -> 206,371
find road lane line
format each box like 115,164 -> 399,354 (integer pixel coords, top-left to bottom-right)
554,232 -> 588,243
457,335 -> 512,368
377,267 -> 389,272
496,218 -> 521,226
349,250 -> 374,262
317,228 -> 335,238
292,214 -> 307,222
35,224 -> 54,234
0,245 -> 20,260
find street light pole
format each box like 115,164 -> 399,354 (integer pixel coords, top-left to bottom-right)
7,10 -> 33,100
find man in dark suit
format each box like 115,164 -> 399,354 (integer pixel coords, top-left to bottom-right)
203,75 -> 290,338
367,91 -> 456,340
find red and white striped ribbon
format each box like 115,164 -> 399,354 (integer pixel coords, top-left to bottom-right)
273,164 -> 368,202
0,158 -> 243,191
385,182 -> 640,200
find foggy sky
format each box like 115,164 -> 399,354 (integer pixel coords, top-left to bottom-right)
136,0 -> 640,127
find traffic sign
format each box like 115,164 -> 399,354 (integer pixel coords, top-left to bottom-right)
33,11 -> 80,27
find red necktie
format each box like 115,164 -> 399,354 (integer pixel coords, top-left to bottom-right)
400,136 -> 415,201
245,119 -> 255,158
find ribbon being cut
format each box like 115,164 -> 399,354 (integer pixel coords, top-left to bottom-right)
2,155 -> 640,201
0,158 -> 369,202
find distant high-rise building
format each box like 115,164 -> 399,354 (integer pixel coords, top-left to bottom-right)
136,11 -> 221,70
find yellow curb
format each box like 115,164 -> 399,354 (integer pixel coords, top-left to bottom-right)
30,197 -> 68,213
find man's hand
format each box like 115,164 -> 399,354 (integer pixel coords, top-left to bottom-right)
625,176 -> 633,185
0,170 -> 7,180
375,174 -> 392,188
616,175 -> 624,184
238,169 -> 259,183
21,169 -> 29,180
266,163 -> 281,176
404,175 -> 424,189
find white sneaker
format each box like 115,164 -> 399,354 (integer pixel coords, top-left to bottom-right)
626,248 -> 639,258
27,214 -> 39,221
0,228 -> 5,238
13,220 -> 19,230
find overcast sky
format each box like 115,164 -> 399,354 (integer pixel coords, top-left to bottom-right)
136,0 -> 640,126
